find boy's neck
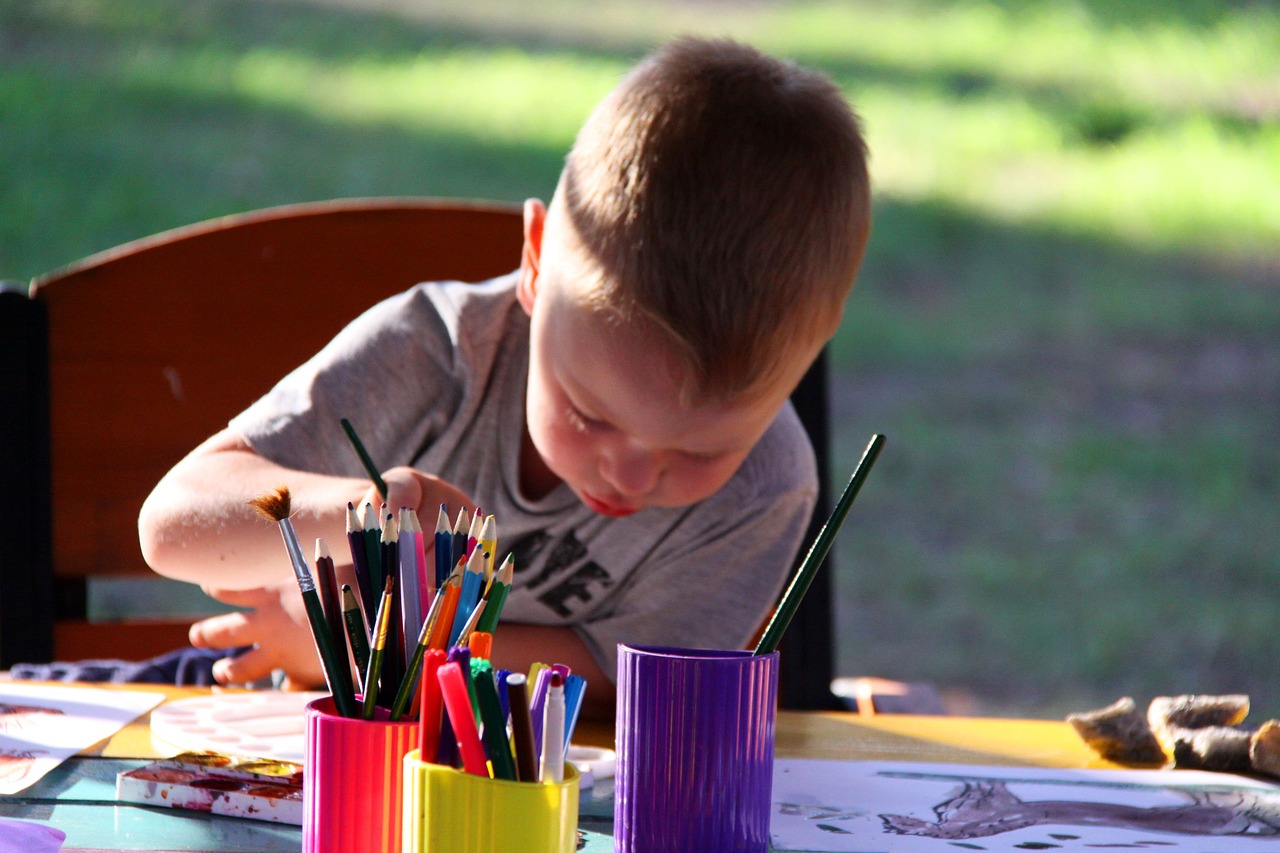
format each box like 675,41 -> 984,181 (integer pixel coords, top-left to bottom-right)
519,422 -> 562,501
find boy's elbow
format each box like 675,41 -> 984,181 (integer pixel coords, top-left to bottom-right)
137,492 -> 171,576
137,487 -> 192,580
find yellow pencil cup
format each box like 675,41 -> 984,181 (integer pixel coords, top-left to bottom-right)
401,749 -> 579,853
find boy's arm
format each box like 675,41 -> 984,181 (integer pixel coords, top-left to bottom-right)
139,426 -> 477,688
138,427 -> 370,589
488,624 -> 615,721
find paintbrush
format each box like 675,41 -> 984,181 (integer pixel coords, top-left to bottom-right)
248,486 -> 358,717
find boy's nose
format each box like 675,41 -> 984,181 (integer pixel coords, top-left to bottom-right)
599,442 -> 661,497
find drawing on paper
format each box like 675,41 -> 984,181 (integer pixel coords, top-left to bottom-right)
879,775 -> 1280,839
772,760 -> 1280,852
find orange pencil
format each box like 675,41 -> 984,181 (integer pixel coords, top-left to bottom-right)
428,562 -> 464,650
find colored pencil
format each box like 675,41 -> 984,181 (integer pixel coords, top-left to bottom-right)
448,548 -> 485,647
339,417 -> 388,499
389,583 -> 447,721
475,553 -> 513,634
313,538 -> 345,683
339,584 -> 370,690
477,514 -> 496,588
428,563 -> 463,651
361,501 -> 382,595
754,433 -> 886,655
345,502 -> 375,618
450,508 -> 469,571
433,504 -> 452,590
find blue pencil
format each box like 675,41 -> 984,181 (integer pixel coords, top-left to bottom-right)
434,504 -> 452,590
448,548 -> 485,647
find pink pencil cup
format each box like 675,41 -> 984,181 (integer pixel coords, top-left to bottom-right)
303,696 -> 417,853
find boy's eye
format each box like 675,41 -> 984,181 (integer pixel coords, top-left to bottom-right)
567,403 -> 608,431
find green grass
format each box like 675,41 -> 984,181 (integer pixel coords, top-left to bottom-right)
3,0 -> 1278,721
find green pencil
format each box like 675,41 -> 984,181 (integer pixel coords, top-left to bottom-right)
339,584 -> 370,689
754,433 -> 886,655
340,417 -> 388,499
475,553 -> 513,634
389,585 -> 448,721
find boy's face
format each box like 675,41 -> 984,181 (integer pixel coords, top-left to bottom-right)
517,200 -> 797,517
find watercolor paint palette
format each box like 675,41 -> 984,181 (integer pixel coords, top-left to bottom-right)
149,690 -> 325,762
116,750 -> 304,825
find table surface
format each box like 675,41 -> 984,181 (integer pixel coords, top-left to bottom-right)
0,683 -> 1116,853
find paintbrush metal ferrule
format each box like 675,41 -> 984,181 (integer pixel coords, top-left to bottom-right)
277,517 -> 316,592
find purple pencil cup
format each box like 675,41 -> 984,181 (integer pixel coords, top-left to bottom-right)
614,644 -> 779,853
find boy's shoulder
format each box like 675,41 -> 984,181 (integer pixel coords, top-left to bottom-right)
722,400 -> 819,504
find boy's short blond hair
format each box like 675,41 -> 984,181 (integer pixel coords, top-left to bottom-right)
555,36 -> 871,402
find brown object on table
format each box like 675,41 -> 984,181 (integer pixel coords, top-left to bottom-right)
1066,696 -> 1166,766
1249,720 -> 1280,778
1167,724 -> 1253,774
1148,693 -> 1250,732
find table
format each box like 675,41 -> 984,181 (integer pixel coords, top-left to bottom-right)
0,684 -> 1113,852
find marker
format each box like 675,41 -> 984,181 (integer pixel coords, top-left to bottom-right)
416,649 -> 447,762
437,661 -> 488,777
540,672 -> 566,783
506,673 -> 537,782
472,661 -> 516,781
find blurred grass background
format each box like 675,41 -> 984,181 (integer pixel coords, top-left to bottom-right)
3,0 -> 1276,719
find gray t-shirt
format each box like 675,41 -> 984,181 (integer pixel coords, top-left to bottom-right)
230,273 -> 817,680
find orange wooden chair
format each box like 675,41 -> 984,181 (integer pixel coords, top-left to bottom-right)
0,196 -> 839,709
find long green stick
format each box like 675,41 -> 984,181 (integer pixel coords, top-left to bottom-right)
754,433 -> 886,655
340,417 -> 389,499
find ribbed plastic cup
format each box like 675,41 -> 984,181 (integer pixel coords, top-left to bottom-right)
401,750 -> 579,852
303,696 -> 417,853
614,644 -> 779,853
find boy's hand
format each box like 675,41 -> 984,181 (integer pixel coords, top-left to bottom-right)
370,466 -> 475,519
188,581 -> 326,690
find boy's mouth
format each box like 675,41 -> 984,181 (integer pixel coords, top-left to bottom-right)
581,491 -> 639,518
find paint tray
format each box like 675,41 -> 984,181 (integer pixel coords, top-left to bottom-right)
116,750 -> 303,825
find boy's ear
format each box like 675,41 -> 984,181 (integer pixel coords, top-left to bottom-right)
516,198 -> 547,316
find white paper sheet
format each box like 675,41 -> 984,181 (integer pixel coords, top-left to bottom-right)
0,683 -> 165,794
772,759 -> 1280,852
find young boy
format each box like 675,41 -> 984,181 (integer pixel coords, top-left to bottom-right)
137,37 -> 871,713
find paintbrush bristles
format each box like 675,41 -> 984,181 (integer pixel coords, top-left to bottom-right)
248,486 -> 292,522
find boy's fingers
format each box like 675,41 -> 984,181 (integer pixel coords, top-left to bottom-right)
200,586 -> 269,607
189,611 -> 254,650
211,648 -> 275,686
